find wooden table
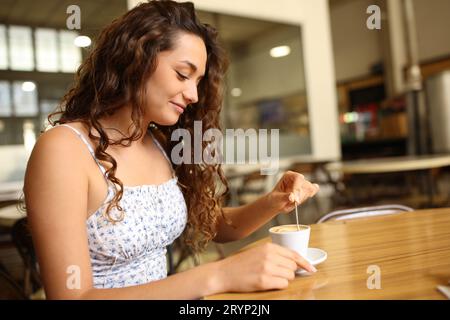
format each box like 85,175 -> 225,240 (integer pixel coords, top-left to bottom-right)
205,208 -> 450,300
325,154 -> 450,174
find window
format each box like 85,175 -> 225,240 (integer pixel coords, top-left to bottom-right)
59,30 -> 82,73
8,25 -> 34,71
40,99 -> 58,129
0,81 -> 12,116
0,25 -> 7,70
0,24 -> 82,72
35,28 -> 59,72
0,25 -> 82,146
13,81 -> 38,116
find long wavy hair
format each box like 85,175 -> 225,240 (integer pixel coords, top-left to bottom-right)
46,0 -> 231,253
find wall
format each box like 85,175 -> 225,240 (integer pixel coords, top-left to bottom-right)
330,0 -> 450,83
330,0 -> 383,82
414,0 -> 450,62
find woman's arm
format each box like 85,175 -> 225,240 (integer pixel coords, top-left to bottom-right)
214,193 -> 277,243
80,241 -> 317,299
80,262 -> 222,299
214,171 -> 320,243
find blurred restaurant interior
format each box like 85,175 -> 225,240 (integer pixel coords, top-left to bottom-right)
0,0 -> 449,299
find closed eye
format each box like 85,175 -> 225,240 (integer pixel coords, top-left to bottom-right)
175,71 -> 189,81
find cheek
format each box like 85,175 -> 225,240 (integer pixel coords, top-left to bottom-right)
144,72 -> 184,107
145,78 -> 166,102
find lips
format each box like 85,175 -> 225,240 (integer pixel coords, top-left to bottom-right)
170,101 -> 186,109
170,101 -> 186,114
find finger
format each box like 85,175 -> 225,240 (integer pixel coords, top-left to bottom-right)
283,172 -> 315,204
310,185 -> 320,200
271,243 -> 303,262
273,244 -> 316,273
298,181 -> 318,204
285,171 -> 319,196
291,185 -> 305,204
296,180 -> 315,203
270,253 -> 298,272
282,172 -> 304,191
293,252 -> 317,273
276,191 -> 298,207
291,173 -> 305,192
303,182 -> 316,200
289,191 -> 302,205
263,277 -> 290,290
285,171 -> 304,181
268,264 -> 297,281
288,192 -> 296,203
286,192 -> 301,207
308,182 -> 320,196
313,183 -> 320,192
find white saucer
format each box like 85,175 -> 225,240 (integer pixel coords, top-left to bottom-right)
296,248 -> 327,275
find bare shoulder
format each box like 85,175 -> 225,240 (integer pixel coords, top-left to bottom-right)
29,123 -> 91,168
36,122 -> 88,149
24,123 -> 90,211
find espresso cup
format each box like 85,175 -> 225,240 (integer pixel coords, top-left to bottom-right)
269,224 -> 311,258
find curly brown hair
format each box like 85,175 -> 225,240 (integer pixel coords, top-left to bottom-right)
46,0 -> 231,253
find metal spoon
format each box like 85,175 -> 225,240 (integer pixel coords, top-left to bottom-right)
295,202 -> 300,231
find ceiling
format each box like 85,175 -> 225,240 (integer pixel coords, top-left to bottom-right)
196,11 -> 283,46
0,0 -> 289,45
0,0 -> 127,34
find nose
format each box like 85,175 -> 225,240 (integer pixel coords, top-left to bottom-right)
182,82 -> 198,105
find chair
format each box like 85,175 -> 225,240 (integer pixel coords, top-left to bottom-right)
317,204 -> 414,223
0,265 -> 27,299
10,218 -> 42,298
237,171 -> 267,205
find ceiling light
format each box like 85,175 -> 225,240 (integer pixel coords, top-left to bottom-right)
22,81 -> 36,92
74,35 -> 91,48
270,45 -> 291,58
231,88 -> 242,97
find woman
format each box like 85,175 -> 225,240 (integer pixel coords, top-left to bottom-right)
24,0 -> 319,299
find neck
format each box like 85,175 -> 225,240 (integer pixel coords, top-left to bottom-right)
96,105 -> 151,146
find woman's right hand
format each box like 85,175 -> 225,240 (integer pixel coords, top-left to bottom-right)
215,242 -> 317,293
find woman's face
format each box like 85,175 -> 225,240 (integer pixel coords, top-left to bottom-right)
145,32 -> 207,126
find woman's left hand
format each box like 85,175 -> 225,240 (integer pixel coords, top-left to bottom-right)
268,171 -> 320,214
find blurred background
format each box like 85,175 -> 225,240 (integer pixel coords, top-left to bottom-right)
0,0 -> 449,299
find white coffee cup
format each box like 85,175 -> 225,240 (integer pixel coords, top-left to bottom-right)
269,224 -> 311,258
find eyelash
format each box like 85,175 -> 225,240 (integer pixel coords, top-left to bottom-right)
176,70 -> 202,86
176,71 -> 189,81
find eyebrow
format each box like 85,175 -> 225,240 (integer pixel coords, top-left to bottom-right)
179,60 -> 205,77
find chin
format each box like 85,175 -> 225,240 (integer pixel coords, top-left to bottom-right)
155,115 -> 180,126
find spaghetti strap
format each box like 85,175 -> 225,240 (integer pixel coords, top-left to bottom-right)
58,124 -> 109,179
148,131 -> 176,178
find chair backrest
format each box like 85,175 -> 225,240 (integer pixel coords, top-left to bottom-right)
10,218 -> 42,297
0,267 -> 28,299
317,204 -> 414,223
